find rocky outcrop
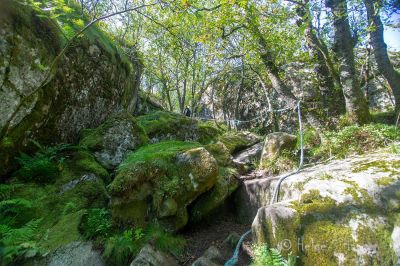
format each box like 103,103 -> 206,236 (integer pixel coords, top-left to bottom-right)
219,131 -> 261,154
259,132 -> 297,170
135,92 -> 164,115
248,151 -> 400,265
137,111 -> 223,144
189,167 -> 239,223
0,0 -> 141,177
233,142 -> 264,166
110,142 -> 219,230
80,112 -> 148,169
130,244 -> 179,266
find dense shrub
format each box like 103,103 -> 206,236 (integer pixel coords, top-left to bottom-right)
144,223 -> 186,257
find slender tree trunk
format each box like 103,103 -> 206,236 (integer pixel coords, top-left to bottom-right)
164,83 -> 173,111
364,0 -> 400,111
246,5 -> 322,129
235,61 -> 245,120
326,0 -> 370,124
295,0 -> 345,115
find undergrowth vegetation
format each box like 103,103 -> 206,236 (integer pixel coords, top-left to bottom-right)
102,223 -> 185,266
14,141 -> 71,183
311,123 -> 400,159
0,187 -> 42,265
251,244 -> 296,266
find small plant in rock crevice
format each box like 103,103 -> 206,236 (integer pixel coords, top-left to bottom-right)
251,244 -> 296,266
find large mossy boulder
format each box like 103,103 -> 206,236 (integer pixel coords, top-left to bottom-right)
258,132 -> 297,171
136,111 -> 224,144
135,92 -> 164,115
79,112 -> 148,169
249,151 -> 400,265
204,142 -> 233,166
0,0 -> 141,178
189,167 -> 239,223
218,131 -> 261,155
109,141 -> 218,230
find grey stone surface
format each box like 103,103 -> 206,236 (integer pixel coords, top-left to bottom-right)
46,242 -> 104,266
130,244 -> 179,266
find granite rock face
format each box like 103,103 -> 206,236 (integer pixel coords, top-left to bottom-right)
130,244 -> 180,266
0,0 -> 141,177
246,151 -> 400,265
80,112 -> 148,169
44,242 -> 104,266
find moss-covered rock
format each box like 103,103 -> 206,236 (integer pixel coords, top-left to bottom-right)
7,149 -> 109,256
136,111 -> 224,145
249,151 -> 400,265
0,0 -> 141,178
79,112 -> 148,169
204,141 -> 233,166
135,91 -> 165,115
258,132 -> 297,171
218,131 -> 261,154
109,141 -> 218,230
189,167 -> 239,223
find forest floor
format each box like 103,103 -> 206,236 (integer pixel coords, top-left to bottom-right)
180,212 -> 252,265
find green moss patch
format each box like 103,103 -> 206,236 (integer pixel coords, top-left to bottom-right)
40,210 -> 85,251
302,221 -> 356,265
136,111 -> 224,144
218,131 -> 260,154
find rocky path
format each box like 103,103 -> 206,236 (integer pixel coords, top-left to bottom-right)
180,212 -> 251,266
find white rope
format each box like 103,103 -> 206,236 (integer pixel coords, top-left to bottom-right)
223,101 -> 304,266
271,101 -> 304,203
194,105 -> 296,125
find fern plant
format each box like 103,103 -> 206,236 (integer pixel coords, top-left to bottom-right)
251,244 -> 296,266
15,141 -> 70,183
80,208 -> 112,239
0,198 -> 33,227
0,219 -> 42,265
103,230 -> 142,266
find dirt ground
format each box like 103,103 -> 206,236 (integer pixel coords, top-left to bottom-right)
179,213 -> 252,266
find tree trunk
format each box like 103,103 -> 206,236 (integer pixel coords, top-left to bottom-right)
326,0 -> 370,124
246,5 -> 322,129
364,0 -> 400,111
295,1 -> 345,115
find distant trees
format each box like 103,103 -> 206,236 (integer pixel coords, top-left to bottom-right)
71,0 -> 399,127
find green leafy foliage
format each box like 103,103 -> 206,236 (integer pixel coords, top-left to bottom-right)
0,199 -> 33,227
313,124 -> 400,159
14,142 -> 70,183
144,223 -> 186,257
80,208 -> 112,239
0,219 -> 42,265
251,244 -> 296,266
103,223 -> 185,266
103,229 -> 144,266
